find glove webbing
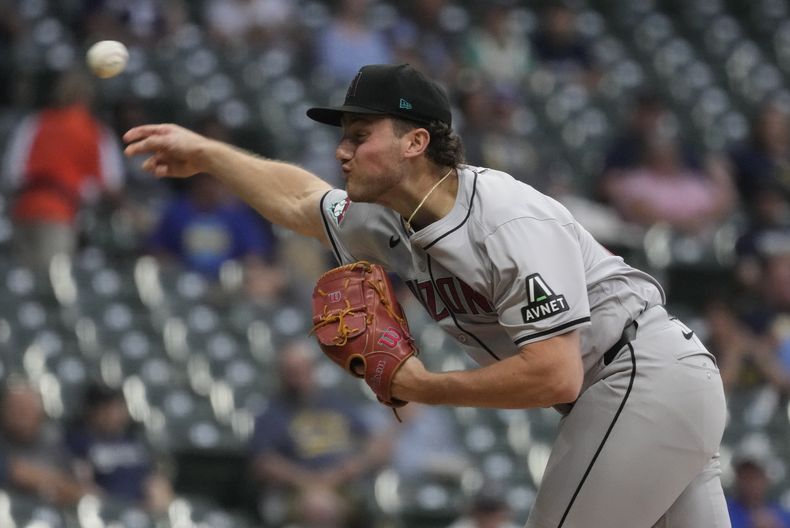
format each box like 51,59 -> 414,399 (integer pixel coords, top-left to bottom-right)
311,298 -> 361,346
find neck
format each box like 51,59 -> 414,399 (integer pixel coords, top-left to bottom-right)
402,167 -> 457,232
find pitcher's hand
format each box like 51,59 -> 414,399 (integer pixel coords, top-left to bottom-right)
124,124 -> 214,178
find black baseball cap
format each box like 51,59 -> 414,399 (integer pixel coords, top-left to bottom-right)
307,64 -> 452,127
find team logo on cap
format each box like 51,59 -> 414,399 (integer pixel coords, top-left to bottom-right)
399,98 -> 413,110
346,71 -> 362,99
520,274 -> 569,323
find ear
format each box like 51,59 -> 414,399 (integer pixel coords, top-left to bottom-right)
402,127 -> 430,159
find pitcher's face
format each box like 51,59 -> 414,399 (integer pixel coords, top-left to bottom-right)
336,116 -> 409,203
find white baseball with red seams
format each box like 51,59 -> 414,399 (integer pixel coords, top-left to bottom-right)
86,40 -> 128,79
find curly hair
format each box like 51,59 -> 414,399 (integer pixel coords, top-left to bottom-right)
392,118 -> 465,168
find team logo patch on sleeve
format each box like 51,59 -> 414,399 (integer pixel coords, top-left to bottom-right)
520,273 -> 569,323
329,198 -> 351,226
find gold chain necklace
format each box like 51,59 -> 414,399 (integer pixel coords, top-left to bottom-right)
405,167 -> 454,231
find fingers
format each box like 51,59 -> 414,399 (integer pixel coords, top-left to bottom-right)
122,123 -> 170,144
154,164 -> 170,178
142,154 -> 171,178
125,137 -> 152,157
141,154 -> 159,173
124,123 -> 194,178
123,124 -> 176,157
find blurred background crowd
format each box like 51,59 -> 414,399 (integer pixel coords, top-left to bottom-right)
0,0 -> 789,527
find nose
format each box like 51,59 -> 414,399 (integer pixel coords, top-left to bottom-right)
336,139 -> 352,163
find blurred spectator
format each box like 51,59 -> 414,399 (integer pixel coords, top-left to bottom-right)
147,173 -> 283,283
704,299 -> 790,394
731,104 -> 790,303
531,4 -> 600,88
735,221 -> 790,290
727,454 -> 790,528
204,0 -> 296,48
765,286 -> 790,379
601,129 -> 736,234
602,91 -> 699,175
1,69 -> 125,270
0,379 -> 87,506
65,383 -> 174,515
388,403 -> 469,482
313,0 -> 394,86
148,118 -> 285,293
457,83 -> 537,185
390,0 -> 459,83
735,236 -> 790,398
447,490 -> 520,528
462,1 -> 533,92
728,102 -> 790,229
248,339 -> 389,526
0,450 -> 87,507
79,0 -> 188,45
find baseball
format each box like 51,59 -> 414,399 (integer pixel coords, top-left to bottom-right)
86,40 -> 128,79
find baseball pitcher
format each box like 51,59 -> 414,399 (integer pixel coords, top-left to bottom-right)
124,64 -> 730,528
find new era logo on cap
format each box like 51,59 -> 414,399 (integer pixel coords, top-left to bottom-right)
306,64 -> 452,127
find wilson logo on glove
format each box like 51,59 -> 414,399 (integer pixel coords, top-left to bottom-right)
377,327 -> 402,348
310,261 -> 418,411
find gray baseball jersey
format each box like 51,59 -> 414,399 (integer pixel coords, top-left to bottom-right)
319,165 -> 729,527
321,165 -> 663,382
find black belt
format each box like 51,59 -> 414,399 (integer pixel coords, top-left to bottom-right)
603,320 -> 639,365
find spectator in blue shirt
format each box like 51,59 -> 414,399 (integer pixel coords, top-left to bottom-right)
149,173 -> 278,278
0,380 -> 87,506
66,383 -> 173,514
727,455 -> 790,528
249,339 -> 390,526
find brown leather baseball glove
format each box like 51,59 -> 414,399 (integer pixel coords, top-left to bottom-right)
310,261 -> 417,408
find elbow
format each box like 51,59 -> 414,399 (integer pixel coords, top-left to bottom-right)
549,363 -> 583,405
553,376 -> 582,404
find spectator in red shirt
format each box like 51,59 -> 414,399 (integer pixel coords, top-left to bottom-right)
2,69 -> 124,269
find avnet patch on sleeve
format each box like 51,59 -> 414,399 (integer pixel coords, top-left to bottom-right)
486,218 -> 591,346
520,273 -> 570,322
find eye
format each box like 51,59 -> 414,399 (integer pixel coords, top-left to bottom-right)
352,132 -> 367,144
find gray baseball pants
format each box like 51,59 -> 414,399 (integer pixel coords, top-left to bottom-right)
526,305 -> 730,528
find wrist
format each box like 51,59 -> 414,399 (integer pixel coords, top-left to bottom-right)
392,358 -> 437,404
200,138 -> 229,175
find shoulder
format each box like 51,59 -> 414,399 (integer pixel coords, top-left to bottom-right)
320,188 -> 400,238
466,165 -> 576,233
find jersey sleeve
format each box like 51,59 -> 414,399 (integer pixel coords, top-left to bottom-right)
319,188 -> 379,265
486,217 -> 591,346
